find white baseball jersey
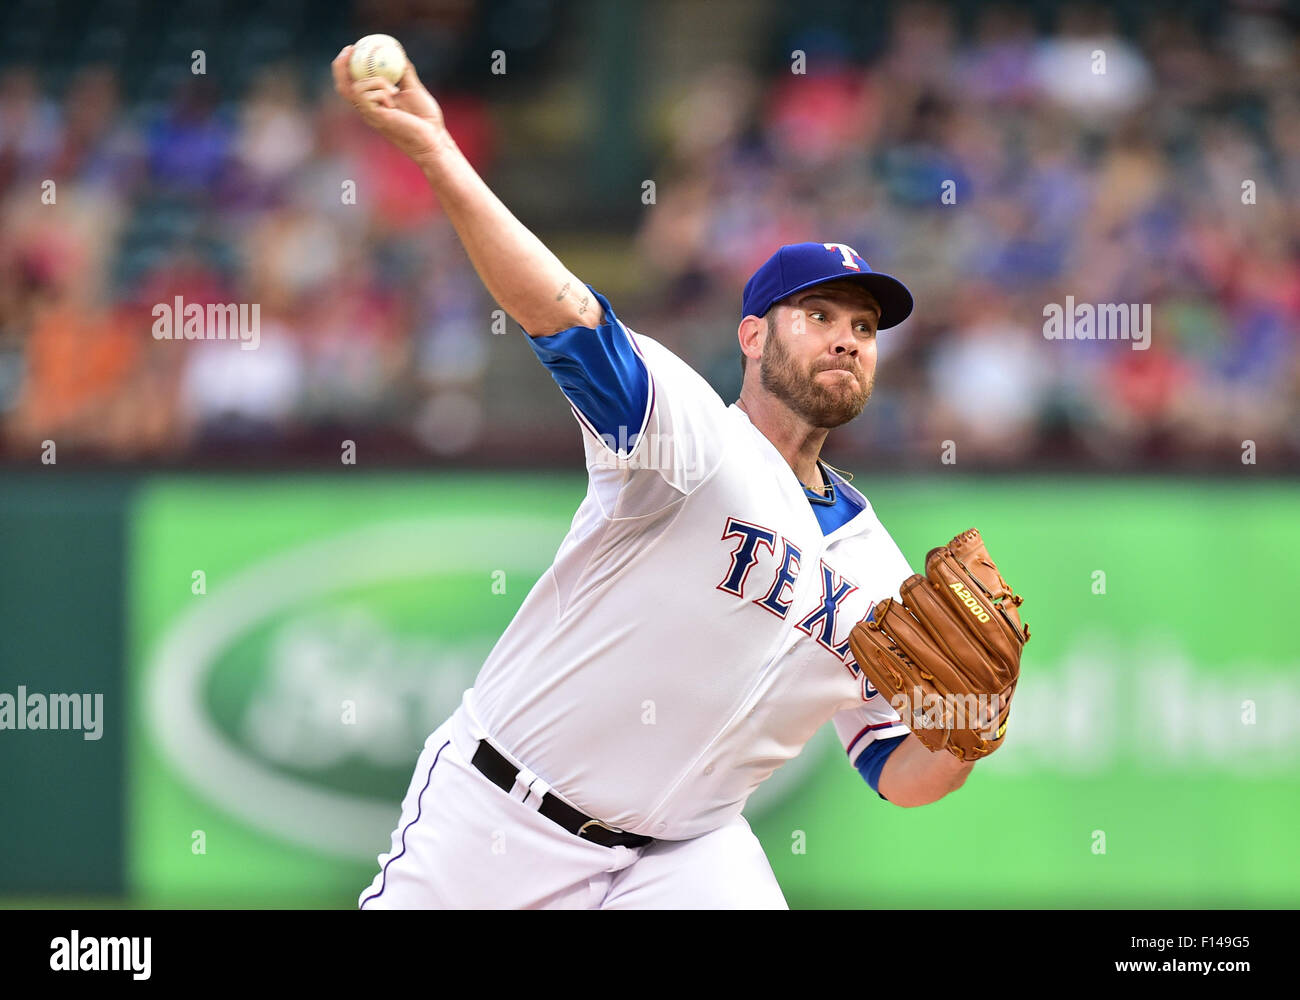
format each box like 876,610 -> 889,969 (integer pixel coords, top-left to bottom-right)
467,289 -> 914,841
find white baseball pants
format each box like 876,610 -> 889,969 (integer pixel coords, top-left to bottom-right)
357,706 -> 787,910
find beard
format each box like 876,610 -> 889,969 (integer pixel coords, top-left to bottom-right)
759,325 -> 875,428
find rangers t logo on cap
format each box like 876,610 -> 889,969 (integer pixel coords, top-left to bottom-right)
741,241 -> 915,330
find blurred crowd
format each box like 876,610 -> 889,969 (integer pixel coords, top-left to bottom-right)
0,54 -> 498,462
1,0 -> 1298,470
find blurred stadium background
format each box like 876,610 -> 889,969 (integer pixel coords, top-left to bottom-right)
1,0 -> 1298,909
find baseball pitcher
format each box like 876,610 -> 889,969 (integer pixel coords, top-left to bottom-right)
336,45 -> 1030,910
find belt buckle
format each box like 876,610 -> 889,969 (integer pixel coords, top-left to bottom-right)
577,818 -> 623,841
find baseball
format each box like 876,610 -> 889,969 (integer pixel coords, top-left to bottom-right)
348,34 -> 408,85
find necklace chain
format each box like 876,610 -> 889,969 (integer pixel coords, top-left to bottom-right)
801,460 -> 855,493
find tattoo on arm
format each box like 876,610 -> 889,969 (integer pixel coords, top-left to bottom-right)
555,280 -> 594,321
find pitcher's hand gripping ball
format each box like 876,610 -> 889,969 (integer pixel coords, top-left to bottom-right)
848,528 -> 1030,761
349,34 -> 408,84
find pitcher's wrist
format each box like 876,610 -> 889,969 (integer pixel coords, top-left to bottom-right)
414,129 -> 458,176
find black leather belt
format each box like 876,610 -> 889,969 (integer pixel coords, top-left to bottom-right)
470,740 -> 653,849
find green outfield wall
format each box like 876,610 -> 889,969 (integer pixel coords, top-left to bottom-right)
3,473 -> 1297,908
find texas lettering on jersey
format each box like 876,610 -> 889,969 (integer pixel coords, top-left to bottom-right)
717,515 -> 877,692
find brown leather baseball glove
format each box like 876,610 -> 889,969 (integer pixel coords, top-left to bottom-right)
847,528 -> 1030,761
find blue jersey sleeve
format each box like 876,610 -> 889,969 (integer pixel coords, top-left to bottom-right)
524,286 -> 652,455
854,733 -> 908,800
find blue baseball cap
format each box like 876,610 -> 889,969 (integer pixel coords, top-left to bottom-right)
742,242 -> 914,330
